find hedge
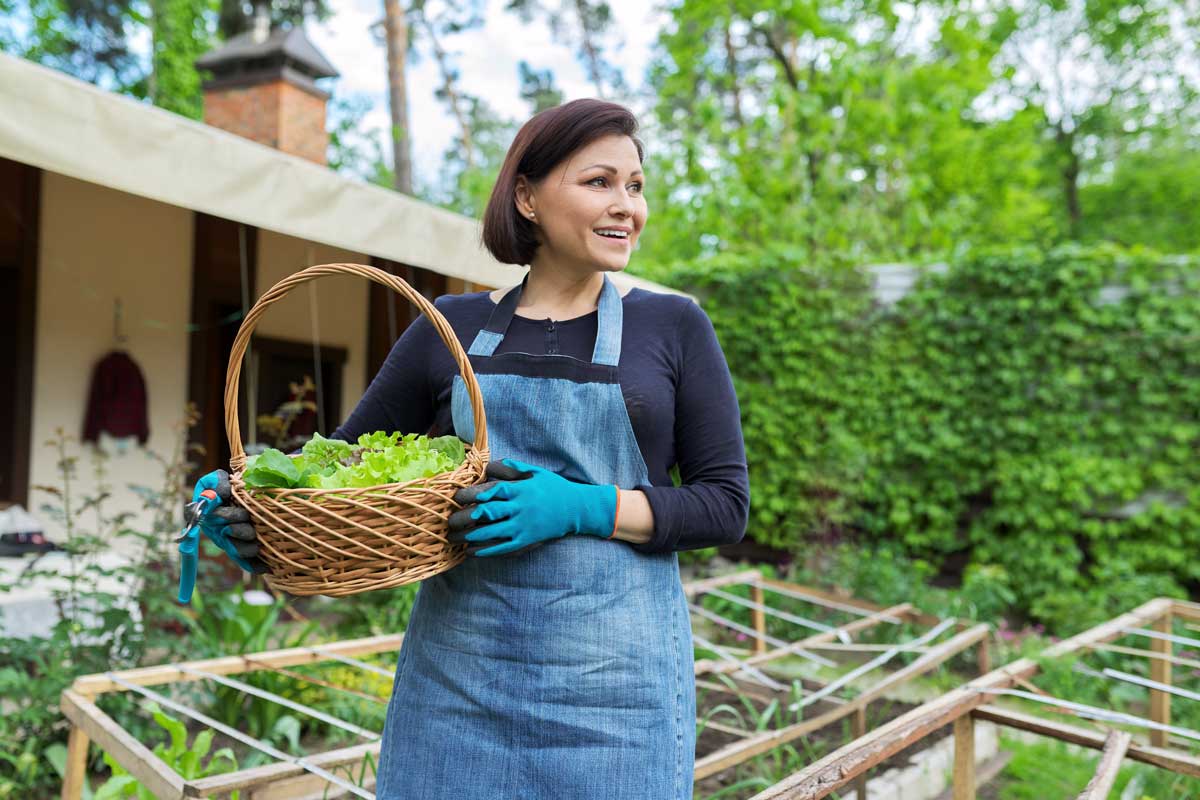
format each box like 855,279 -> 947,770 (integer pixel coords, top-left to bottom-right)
642,243 -> 1200,630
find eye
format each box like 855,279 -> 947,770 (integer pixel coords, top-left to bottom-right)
587,177 -> 644,193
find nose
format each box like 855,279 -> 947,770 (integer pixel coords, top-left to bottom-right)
610,189 -> 636,218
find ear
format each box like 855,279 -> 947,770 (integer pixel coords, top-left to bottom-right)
514,176 -> 536,221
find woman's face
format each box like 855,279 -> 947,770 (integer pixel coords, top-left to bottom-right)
516,133 -> 647,274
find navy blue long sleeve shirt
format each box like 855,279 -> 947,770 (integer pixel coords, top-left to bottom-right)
329,286 -> 750,554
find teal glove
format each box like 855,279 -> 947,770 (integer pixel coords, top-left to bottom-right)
178,470 -> 269,602
448,459 -> 618,558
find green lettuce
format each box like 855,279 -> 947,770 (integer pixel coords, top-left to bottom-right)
241,431 -> 467,490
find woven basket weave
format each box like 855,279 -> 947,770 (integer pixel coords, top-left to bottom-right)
223,263 -> 489,597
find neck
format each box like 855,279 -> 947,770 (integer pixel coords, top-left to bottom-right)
519,264 -> 605,320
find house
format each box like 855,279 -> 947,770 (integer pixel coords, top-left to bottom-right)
0,29 -> 683,543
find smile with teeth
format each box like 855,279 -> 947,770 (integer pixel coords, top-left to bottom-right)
594,228 -> 630,243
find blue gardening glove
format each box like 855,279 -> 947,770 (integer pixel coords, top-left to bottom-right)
178,470 -> 269,603
447,459 -> 618,558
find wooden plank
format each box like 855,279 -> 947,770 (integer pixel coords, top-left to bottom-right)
695,623 -> 987,779
1150,613 -> 1172,748
932,750 -> 1014,800
73,634 -> 403,696
1043,598 -> 1173,659
695,603 -> 913,676
851,706 -> 868,800
59,725 -> 90,800
749,598 -> 1173,799
246,769 -> 376,800
1076,730 -> 1131,800
60,690 -> 185,800
804,642 -> 932,653
1087,642 -> 1200,671
683,569 -> 764,597
188,742 -> 381,798
952,715 -> 975,800
752,583 -> 768,655
755,576 -> 909,616
977,636 -> 991,675
973,706 -> 1200,777
1169,599 -> 1200,623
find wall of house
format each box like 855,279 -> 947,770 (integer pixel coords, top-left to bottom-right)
30,172 -> 194,543
26,173 -> 479,544
254,231 -> 370,432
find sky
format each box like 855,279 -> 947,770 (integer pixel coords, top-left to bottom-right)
306,0 -> 671,190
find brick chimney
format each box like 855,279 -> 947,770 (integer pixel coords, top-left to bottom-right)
196,6 -> 339,165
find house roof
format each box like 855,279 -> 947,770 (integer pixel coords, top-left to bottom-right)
196,26 -> 339,79
0,53 -> 687,299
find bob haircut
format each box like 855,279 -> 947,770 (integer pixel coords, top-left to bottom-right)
481,98 -> 645,266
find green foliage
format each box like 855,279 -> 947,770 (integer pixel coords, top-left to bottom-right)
1079,137 -> 1200,253
995,735 -> 1135,799
180,588 -> 318,758
869,245 -> 1199,629
0,414 -> 225,796
140,0 -> 213,119
94,703 -> 239,799
640,244 -> 881,548
642,244 -> 1200,632
640,0 -> 1198,266
331,583 -> 420,639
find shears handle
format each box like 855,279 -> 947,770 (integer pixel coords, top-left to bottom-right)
176,490 -> 218,604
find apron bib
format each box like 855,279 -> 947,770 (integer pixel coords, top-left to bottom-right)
375,275 -> 695,799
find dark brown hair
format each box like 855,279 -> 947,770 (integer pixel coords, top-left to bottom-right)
481,98 -> 645,266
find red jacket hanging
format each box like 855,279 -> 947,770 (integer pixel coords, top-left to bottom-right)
82,350 -> 150,446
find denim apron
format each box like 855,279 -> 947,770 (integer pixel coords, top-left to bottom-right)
375,274 -> 695,799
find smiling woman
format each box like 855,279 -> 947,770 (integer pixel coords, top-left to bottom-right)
354,98 -> 751,800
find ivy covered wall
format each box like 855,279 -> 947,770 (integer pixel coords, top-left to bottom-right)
642,244 -> 1200,629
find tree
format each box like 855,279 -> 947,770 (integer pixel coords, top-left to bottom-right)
409,0 -> 485,173
380,0 -> 413,192
1,0 -> 145,91
326,93 -> 394,187
637,0 -> 1043,266
145,0 -> 213,119
425,94 -> 517,216
217,0 -> 331,39
982,0 -> 1199,238
504,0 -> 626,98
518,60 -> 564,113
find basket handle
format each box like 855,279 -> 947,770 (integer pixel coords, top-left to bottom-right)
223,263 -> 488,471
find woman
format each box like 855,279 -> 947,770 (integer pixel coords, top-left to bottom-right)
190,98 -> 750,799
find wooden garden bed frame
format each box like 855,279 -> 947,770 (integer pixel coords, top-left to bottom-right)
685,569 -> 988,794
58,569 -> 985,800
750,596 -> 1200,800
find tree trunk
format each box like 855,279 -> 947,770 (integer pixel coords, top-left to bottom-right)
723,18 -> 742,126
572,0 -> 606,97
417,13 -> 475,171
1056,122 -> 1081,238
383,0 -> 412,194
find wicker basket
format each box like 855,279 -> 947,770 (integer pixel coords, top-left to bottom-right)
223,263 -> 489,597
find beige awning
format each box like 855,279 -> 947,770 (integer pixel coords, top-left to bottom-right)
0,53 -> 684,297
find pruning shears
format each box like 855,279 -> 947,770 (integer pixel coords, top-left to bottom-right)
176,489 -> 218,604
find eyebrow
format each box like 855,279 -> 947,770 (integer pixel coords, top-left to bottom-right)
581,163 -> 644,178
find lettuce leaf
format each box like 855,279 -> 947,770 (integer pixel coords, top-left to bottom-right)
301,432 -> 354,470
242,449 -> 300,488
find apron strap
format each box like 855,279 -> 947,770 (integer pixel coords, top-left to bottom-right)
467,274 -> 624,366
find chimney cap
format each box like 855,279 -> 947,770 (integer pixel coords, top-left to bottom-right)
196,26 -> 339,80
